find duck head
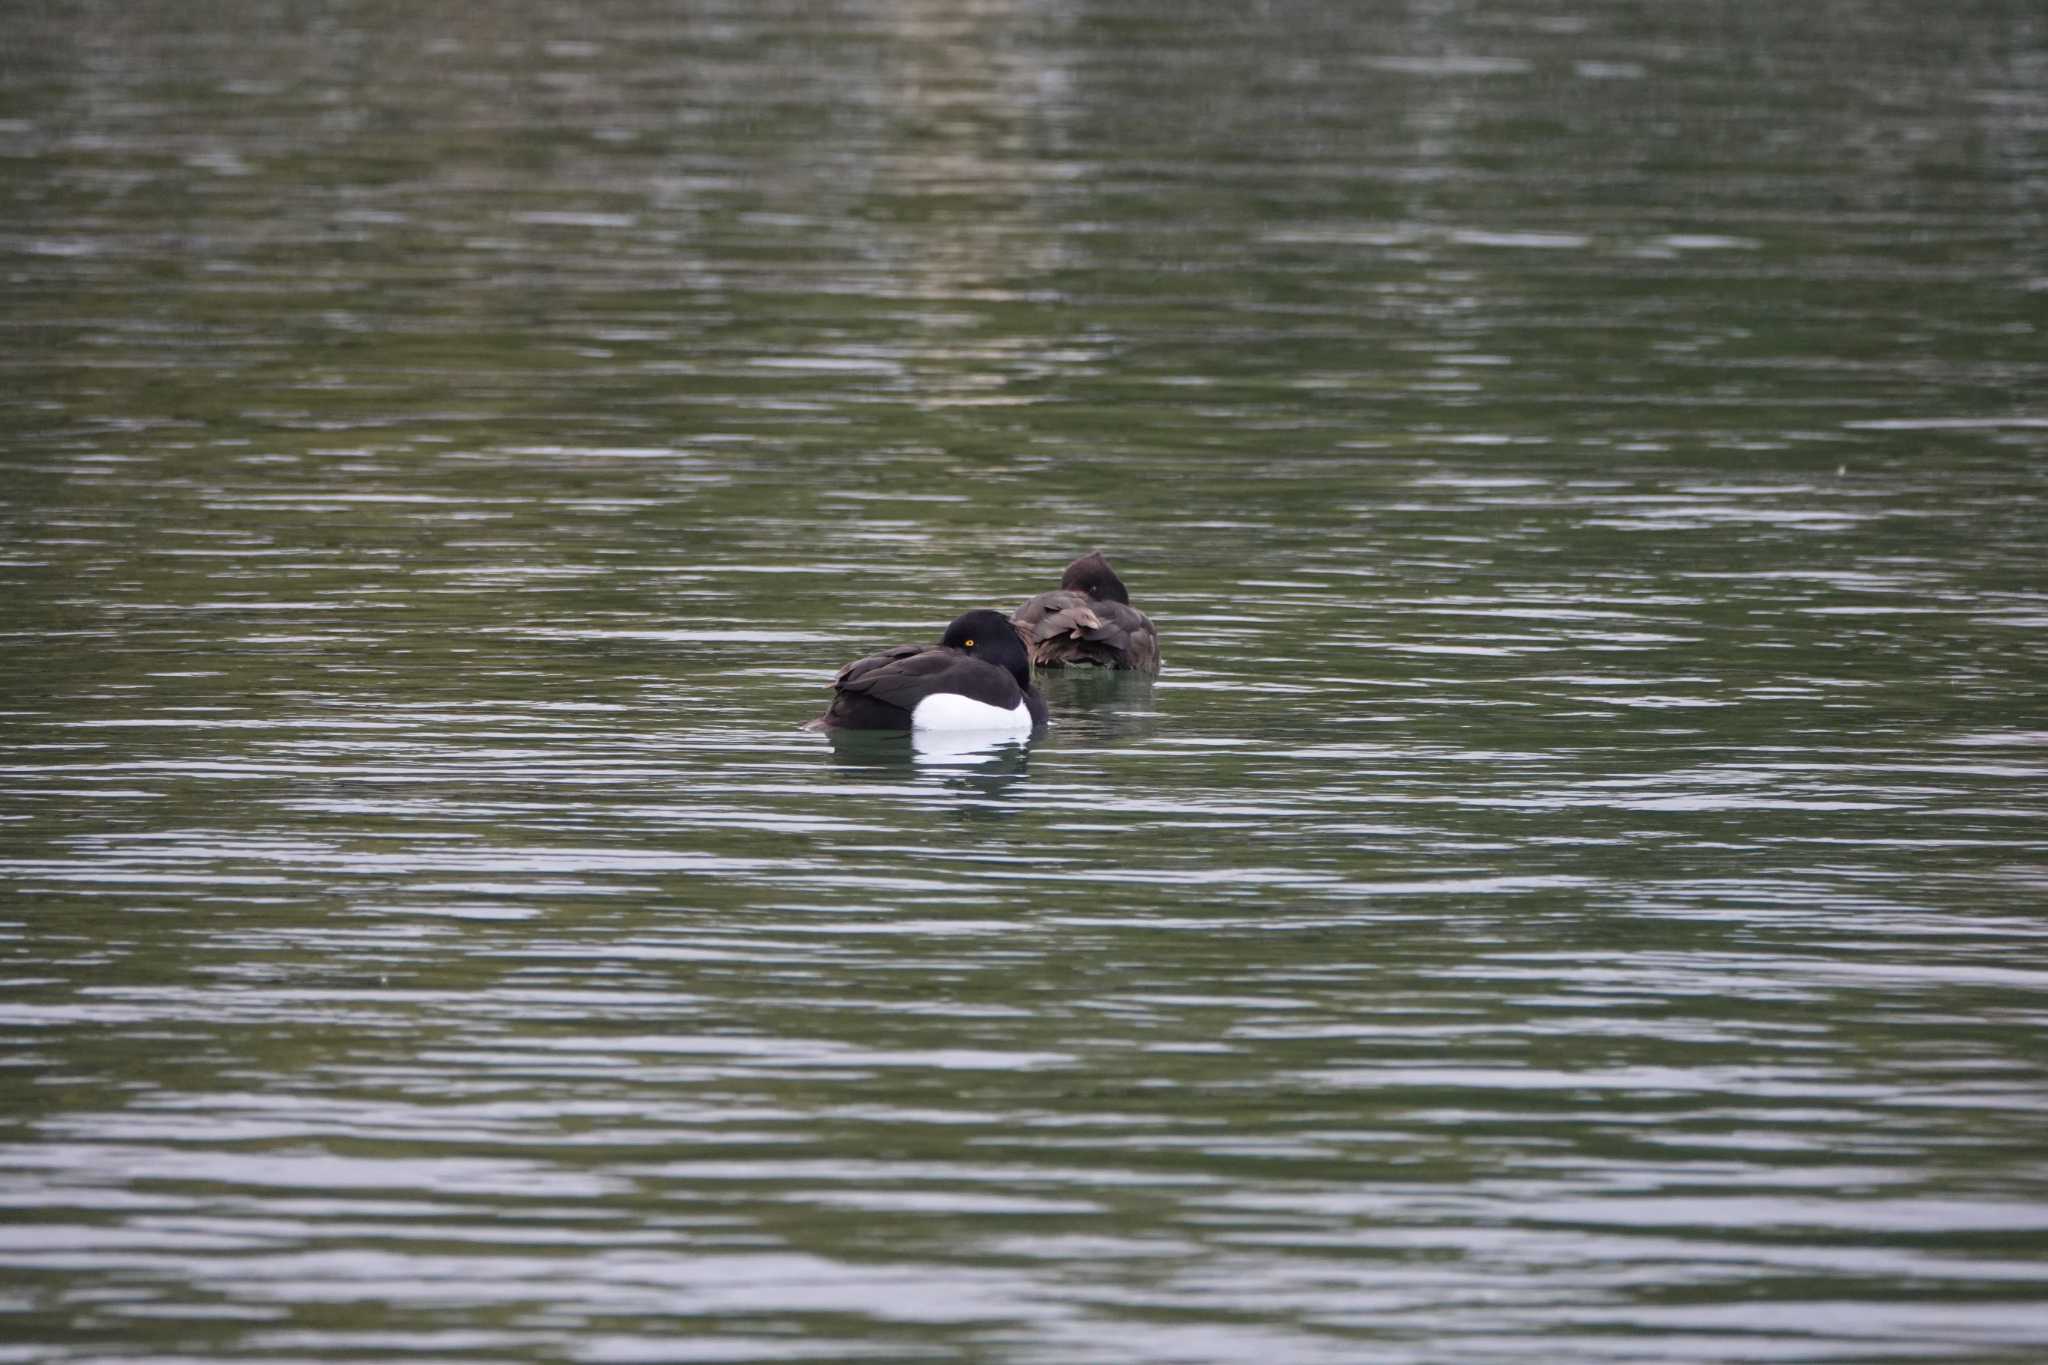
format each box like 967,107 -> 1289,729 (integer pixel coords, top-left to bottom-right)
1059,551 -> 1131,605
942,608 -> 1033,690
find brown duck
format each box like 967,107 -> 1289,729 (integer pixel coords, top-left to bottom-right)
1011,551 -> 1161,672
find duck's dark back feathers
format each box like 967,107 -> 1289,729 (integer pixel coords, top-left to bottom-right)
1012,553 -> 1161,672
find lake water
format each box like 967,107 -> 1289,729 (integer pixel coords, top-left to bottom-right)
3,2 -> 2046,1361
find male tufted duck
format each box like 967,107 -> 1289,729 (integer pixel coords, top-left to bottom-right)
806,608 -> 1049,732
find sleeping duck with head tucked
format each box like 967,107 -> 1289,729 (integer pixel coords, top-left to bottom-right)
1011,551 -> 1161,673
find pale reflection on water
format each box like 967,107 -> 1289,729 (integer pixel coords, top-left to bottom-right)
4,0 -> 2047,1361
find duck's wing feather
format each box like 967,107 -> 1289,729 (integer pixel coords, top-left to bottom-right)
838,644 -> 1022,711
1012,592 -> 1160,671
1099,600 -> 1161,671
1013,590 -> 1104,643
832,642 -> 925,690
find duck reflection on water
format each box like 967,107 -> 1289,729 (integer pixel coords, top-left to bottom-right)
1032,667 -> 1160,747
823,725 -> 1035,803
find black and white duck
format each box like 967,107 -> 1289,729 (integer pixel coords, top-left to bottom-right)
805,608 -> 1048,733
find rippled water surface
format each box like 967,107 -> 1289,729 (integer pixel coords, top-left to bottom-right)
4,2 -> 2047,1361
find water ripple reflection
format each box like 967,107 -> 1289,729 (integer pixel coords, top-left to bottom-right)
5,0 -> 2048,1360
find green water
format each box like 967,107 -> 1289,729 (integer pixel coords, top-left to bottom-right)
3,2 -> 2046,1361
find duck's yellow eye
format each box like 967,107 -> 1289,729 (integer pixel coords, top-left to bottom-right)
963,638 -> 975,648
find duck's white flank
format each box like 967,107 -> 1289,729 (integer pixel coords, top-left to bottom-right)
910,692 -> 1033,731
